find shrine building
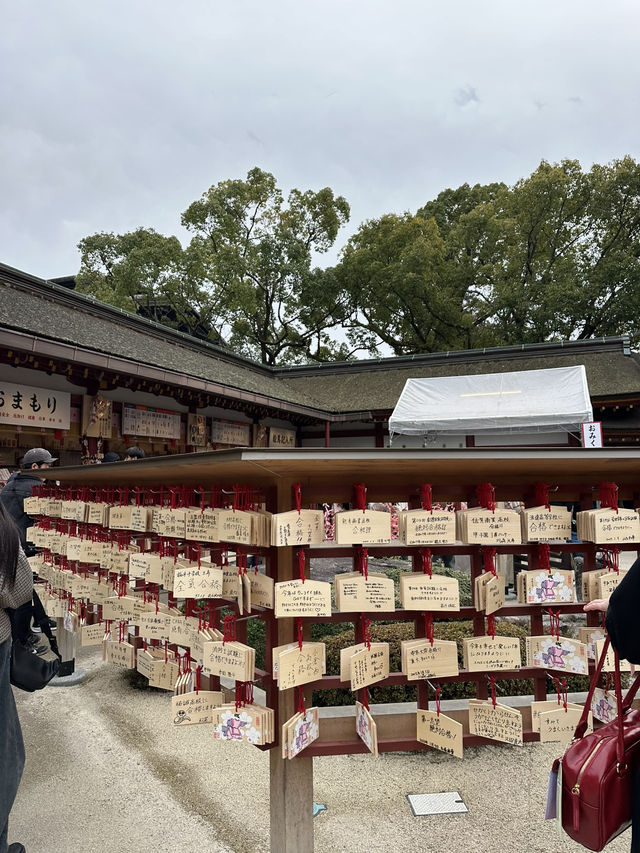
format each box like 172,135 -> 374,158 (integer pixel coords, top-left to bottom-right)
1,260 -> 640,468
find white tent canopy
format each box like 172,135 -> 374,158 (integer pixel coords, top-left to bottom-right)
388,365 -> 593,438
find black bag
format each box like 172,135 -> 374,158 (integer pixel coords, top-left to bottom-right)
10,590 -> 61,692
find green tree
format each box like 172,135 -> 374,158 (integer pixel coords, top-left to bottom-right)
76,228 -> 216,340
335,157 -> 640,356
336,212 -> 479,355
181,167 -> 350,364
77,168 -> 350,364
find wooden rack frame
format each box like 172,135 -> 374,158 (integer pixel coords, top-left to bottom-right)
45,447 -> 640,852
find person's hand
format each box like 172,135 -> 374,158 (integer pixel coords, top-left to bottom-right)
583,597 -> 610,613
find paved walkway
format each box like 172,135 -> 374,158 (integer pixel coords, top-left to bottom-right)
9,647 -> 632,853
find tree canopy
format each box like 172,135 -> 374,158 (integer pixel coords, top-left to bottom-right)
77,168 -> 350,364
77,157 -> 640,363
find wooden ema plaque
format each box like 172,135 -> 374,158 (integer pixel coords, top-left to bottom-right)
184,508 -> 219,542
399,573 -> 460,611
598,570 -> 627,598
521,505 -> 572,541
355,701 -> 378,757
173,561 -> 224,599
416,709 -> 463,758
591,688 -> 618,724
274,579 -> 332,617
217,509 -> 253,545
398,509 -> 456,545
475,572 -> 505,615
516,569 -> 575,605
539,706 -> 592,744
282,708 -> 320,759
576,508 -> 640,543
79,621 -> 107,647
468,700 -> 523,745
248,572 -> 274,609
581,568 -> 610,602
594,639 -> 632,672
103,639 -> 135,669
277,644 -> 326,690
172,691 -> 225,726
456,508 -> 521,545
202,640 -> 255,681
271,509 -> 325,547
401,639 -> 459,680
60,500 -> 87,522
334,572 -> 395,613
530,701 -> 588,738
212,704 -> 275,746
333,509 -> 391,544
349,644 -> 390,691
462,636 -> 521,672
525,636 -> 588,674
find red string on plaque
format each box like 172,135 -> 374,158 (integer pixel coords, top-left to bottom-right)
297,549 -> 307,583
547,609 -> 561,642
489,675 -> 498,708
296,685 -> 306,715
534,482 -> 552,511
478,482 -> 496,513
355,545 -> 369,580
599,481 -> 619,514
354,483 -> 367,512
420,484 -> 433,513
222,614 -> 237,645
361,614 -> 372,650
420,548 -> 432,578
293,483 -> 302,514
483,546 -> 497,576
537,542 -> 551,574
423,612 -> 434,647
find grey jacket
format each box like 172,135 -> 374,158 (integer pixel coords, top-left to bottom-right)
0,549 -> 34,644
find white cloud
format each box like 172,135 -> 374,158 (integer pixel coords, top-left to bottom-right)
1,0 -> 640,278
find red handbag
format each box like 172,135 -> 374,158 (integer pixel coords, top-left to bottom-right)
555,636 -> 640,851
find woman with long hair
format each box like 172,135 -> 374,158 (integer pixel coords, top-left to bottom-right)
0,503 -> 33,853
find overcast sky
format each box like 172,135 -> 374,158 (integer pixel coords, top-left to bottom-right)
1,0 -> 639,279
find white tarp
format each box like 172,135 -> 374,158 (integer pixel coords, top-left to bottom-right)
388,365 -> 593,437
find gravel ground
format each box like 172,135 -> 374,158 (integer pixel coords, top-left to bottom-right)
8,645 -> 633,853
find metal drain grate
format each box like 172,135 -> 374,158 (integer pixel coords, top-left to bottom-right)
407,792 -> 468,817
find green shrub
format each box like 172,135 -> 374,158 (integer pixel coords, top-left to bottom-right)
312,619 -> 590,706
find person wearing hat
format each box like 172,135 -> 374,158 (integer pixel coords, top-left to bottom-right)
0,449 -> 56,645
0,449 -> 57,557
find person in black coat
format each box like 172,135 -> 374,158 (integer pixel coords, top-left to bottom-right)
0,449 -> 56,556
584,555 -> 640,852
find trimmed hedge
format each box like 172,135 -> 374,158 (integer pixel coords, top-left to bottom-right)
312,619 -> 591,706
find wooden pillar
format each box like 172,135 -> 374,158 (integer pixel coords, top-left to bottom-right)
324,422 -> 330,448
269,478 -> 314,853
